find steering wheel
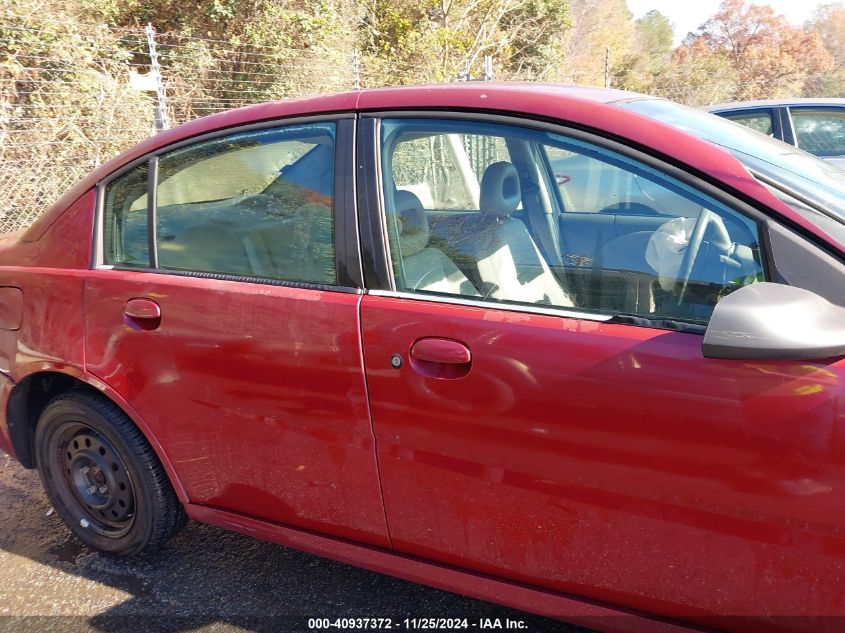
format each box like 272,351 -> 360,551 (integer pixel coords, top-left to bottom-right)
674,209 -> 731,305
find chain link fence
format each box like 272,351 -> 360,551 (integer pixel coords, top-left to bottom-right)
2,16 -> 501,233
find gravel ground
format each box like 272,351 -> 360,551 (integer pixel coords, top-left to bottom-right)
0,453 -> 589,633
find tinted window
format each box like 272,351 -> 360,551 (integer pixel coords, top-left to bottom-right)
381,118 -> 764,326
155,124 -> 336,284
721,109 -> 774,136
790,108 -> 845,157
102,163 -> 149,267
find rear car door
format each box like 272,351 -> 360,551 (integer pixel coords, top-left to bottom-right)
358,114 -> 845,628
787,106 -> 845,164
85,117 -> 390,547
715,107 -> 780,140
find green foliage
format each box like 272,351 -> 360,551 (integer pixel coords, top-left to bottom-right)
9,0 -> 845,233
614,10 -> 673,93
1,0 -> 153,228
806,2 -> 845,97
558,0 -> 632,85
358,0 -> 570,84
652,42 -> 740,105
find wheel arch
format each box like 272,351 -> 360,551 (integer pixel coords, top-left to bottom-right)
6,365 -> 189,504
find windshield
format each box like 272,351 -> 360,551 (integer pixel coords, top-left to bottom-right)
620,98 -> 845,245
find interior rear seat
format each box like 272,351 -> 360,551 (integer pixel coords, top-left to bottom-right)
157,199 -> 336,284
439,162 -> 574,307
389,190 -> 479,296
247,202 -> 335,284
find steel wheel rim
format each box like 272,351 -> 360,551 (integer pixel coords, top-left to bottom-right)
49,421 -> 137,538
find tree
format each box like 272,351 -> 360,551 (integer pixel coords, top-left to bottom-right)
615,10 -> 673,93
358,0 -> 569,84
806,2 -> 845,96
652,39 -> 739,105
682,0 -> 833,101
557,0 -> 633,86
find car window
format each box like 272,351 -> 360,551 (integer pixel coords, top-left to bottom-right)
102,163 -> 150,268
548,148 -> 702,217
380,118 -> 765,326
621,99 -> 845,241
721,110 -> 774,136
790,108 -> 845,157
390,131 -> 511,209
103,123 -> 338,285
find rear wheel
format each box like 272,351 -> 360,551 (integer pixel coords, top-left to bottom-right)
35,390 -> 186,555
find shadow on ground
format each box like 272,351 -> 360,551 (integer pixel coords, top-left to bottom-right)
0,455 -> 590,633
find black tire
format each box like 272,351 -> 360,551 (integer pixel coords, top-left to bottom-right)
35,389 -> 186,556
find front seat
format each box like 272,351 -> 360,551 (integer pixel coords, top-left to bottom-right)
389,190 -> 479,297
454,162 -> 573,307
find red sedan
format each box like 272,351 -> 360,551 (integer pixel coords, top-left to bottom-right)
1,84 -> 845,633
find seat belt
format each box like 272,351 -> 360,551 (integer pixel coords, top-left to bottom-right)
522,172 -> 563,270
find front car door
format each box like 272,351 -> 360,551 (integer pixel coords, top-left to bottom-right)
85,117 -> 390,547
358,114 -> 845,630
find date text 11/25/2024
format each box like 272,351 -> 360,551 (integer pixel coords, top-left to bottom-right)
307,618 -> 529,630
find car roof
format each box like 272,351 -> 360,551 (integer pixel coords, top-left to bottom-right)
705,98 -> 845,112
24,83 -> 833,249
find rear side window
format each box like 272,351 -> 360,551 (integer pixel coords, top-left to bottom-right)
155,124 -> 336,284
720,110 -> 775,136
102,163 -> 149,268
790,108 -> 845,157
100,123 -> 337,285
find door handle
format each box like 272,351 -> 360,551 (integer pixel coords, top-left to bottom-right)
123,298 -> 161,330
411,338 -> 472,364
409,338 -> 472,379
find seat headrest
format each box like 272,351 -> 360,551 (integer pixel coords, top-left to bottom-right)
394,190 -> 429,257
480,161 -> 520,218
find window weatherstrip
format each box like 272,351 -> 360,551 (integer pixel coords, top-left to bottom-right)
356,117 -> 394,291
335,118 -> 364,288
368,289 -> 614,323
147,156 -> 159,269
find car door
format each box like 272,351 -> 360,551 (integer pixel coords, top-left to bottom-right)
85,117 -> 390,547
358,114 -> 845,628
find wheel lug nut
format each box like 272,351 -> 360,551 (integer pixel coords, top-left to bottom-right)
99,486 -> 108,494
80,466 -> 90,475
87,485 -> 97,494
91,467 -> 100,474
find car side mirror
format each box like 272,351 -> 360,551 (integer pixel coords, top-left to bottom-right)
702,282 -> 845,361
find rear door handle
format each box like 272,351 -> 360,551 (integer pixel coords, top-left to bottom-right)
410,338 -> 471,364
123,298 -> 161,329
